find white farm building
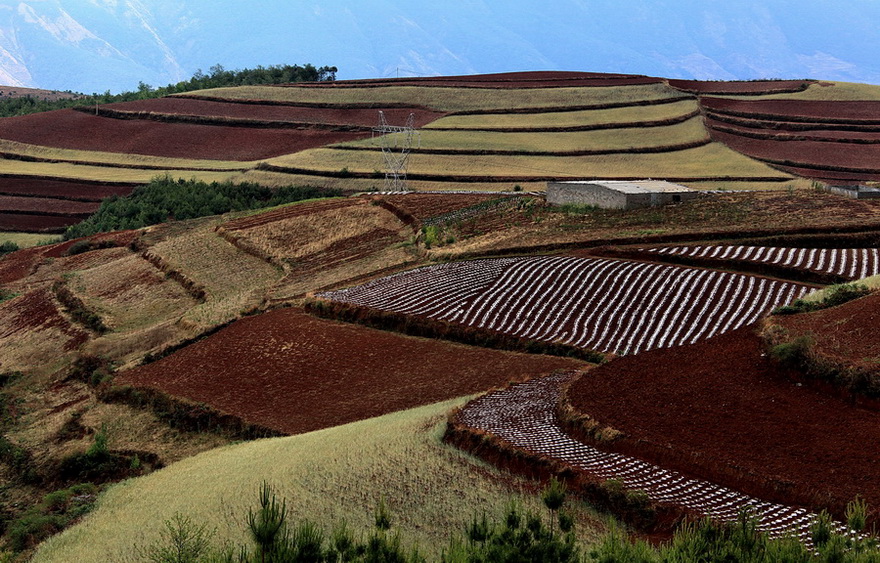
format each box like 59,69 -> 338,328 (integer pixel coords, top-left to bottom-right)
546,180 -> 702,210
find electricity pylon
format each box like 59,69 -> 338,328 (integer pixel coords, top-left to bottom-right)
372,111 -> 419,191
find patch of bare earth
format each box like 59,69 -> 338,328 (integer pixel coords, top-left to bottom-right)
564,326 -> 880,523
117,308 -> 585,435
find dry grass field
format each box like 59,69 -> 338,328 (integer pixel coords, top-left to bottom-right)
337,117 -> 708,153
725,81 -> 880,101
183,82 -> 683,112
32,397 -> 607,563
425,99 -> 699,129
0,232 -> 61,248
144,222 -> 283,331
0,159 -> 238,185
0,139 -> 255,172
267,142 -> 790,181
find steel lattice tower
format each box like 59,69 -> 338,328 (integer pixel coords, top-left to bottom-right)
372,111 -> 419,191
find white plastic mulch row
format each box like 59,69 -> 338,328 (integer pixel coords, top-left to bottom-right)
647,246 -> 880,281
320,256 -> 811,355
457,371 -> 849,543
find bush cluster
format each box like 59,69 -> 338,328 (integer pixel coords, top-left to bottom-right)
0,63 -> 337,118
773,283 -> 872,315
64,178 -> 340,239
5,483 -> 98,552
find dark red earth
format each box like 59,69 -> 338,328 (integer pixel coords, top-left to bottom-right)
565,325 -> 880,521
702,97 -> 880,122
295,71 -> 664,88
0,177 -> 133,201
0,109 -> 368,160
102,98 -> 446,128
117,308 -> 584,436
669,79 -> 811,95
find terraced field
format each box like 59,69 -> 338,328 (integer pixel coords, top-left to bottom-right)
642,244 -> 880,281
701,96 -> 880,182
319,256 -> 810,355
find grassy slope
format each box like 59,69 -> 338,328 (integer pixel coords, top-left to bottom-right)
723,81 -> 880,101
0,159 -> 239,184
267,143 -> 789,180
32,397 -> 607,562
0,232 -> 61,247
337,117 -> 708,152
0,139 -> 254,171
425,99 -> 699,129
182,82 -> 682,112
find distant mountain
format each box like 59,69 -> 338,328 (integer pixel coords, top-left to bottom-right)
2,0 -> 879,94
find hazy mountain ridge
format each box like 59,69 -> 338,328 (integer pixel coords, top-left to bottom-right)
2,0 -> 879,94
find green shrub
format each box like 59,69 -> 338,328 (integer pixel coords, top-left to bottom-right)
6,483 -> 98,552
769,334 -> 815,369
773,283 -> 871,315
64,178 -> 340,239
0,241 -> 17,256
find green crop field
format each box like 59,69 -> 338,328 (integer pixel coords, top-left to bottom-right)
425,98 -> 700,129
338,116 -> 708,153
182,82 -> 684,112
268,142 -> 792,180
32,397 -> 607,562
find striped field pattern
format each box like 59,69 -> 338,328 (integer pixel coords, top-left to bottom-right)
458,372 -> 849,544
645,245 -> 880,281
320,256 -> 811,355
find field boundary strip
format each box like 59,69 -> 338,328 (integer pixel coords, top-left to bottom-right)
331,137 -> 712,157
257,163 -> 792,184
78,106 -> 376,132
424,108 -> 701,132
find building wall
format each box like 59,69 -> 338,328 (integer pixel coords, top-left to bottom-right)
547,182 -> 628,209
547,182 -> 701,210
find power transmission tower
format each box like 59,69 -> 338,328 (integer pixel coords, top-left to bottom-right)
372,111 -> 419,192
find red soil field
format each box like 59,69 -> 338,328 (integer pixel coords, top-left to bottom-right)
0,109 -> 367,160
295,71 -> 664,88
705,117 -> 880,143
0,177 -> 133,201
702,97 -> 880,122
379,193 -> 499,221
775,293 -> 880,373
0,195 -> 98,215
102,98 -> 445,128
669,79 -> 811,95
0,212 -> 79,233
116,308 -> 584,435
771,165 -> 880,183
565,326 -> 880,521
709,128 -> 880,172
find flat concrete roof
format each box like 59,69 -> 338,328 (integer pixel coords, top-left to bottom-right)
555,180 -> 695,194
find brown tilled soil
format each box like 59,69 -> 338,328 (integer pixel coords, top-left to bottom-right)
0,177 -> 133,201
668,80 -> 810,95
379,193 -> 499,221
0,195 -> 98,215
564,326 -> 880,521
104,98 -> 446,127
774,293 -> 880,372
0,109 -> 368,160
0,212 -> 81,233
702,97 -> 880,121
294,71 -> 663,88
709,128 -> 880,172
117,308 -> 585,435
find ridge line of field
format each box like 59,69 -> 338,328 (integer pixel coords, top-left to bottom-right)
75,106 -> 376,132
331,137 -> 712,157
256,163 -> 791,184
0,151 -> 252,173
703,110 -> 880,132
175,93 -> 693,116
702,104 -> 880,125
706,120 -> 880,145
424,108 -> 701,132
